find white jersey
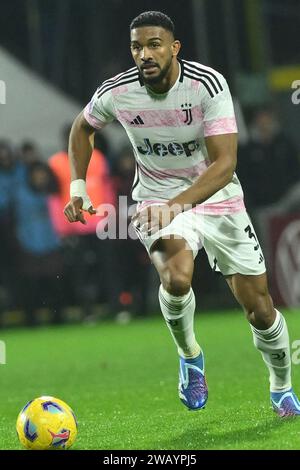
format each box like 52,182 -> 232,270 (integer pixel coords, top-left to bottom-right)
84,59 -> 244,215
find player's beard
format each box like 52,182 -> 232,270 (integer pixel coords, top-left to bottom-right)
140,56 -> 173,86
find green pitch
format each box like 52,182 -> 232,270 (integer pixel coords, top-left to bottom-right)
0,309 -> 299,450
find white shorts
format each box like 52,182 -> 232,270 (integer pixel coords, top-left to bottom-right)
134,204 -> 266,276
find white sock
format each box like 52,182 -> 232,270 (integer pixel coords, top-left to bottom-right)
251,309 -> 291,392
158,284 -> 200,359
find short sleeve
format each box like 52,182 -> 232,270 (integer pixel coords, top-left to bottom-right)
202,75 -> 238,137
84,89 -> 115,129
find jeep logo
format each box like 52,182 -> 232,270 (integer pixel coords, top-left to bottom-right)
137,138 -> 200,157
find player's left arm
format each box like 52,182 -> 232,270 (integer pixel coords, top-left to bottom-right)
167,132 -> 237,210
133,133 -> 237,235
169,72 -> 238,211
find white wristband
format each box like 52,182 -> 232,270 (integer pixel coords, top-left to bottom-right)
70,179 -> 93,211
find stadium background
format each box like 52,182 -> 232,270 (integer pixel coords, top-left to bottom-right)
0,0 -> 299,451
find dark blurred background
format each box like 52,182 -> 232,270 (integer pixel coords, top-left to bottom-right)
0,0 -> 300,326
1,1 -> 299,99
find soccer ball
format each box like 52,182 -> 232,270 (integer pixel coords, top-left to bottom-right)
16,396 -> 78,450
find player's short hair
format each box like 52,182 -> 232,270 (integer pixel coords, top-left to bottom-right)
130,11 -> 175,37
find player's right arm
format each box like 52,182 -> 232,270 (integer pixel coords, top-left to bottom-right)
64,110 -> 97,224
64,84 -> 115,224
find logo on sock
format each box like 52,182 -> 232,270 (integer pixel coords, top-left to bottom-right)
271,352 -> 286,360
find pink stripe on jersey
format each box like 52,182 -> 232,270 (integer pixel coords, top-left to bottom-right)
191,79 -> 200,91
193,196 -> 245,215
138,165 -> 158,182
117,107 -> 203,127
138,160 -> 208,180
204,117 -> 237,136
137,200 -> 165,211
112,85 -> 129,96
84,104 -> 106,129
137,196 -> 245,216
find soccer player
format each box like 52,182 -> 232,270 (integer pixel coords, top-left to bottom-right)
64,11 -> 300,417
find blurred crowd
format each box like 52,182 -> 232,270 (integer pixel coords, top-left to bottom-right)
0,107 -> 299,326
0,126 -> 151,326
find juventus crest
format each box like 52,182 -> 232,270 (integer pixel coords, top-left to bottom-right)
181,103 -> 193,125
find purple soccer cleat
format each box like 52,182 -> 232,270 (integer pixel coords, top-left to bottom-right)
178,352 -> 208,410
271,388 -> 300,417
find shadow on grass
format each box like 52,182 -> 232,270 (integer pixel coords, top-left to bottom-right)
157,416 -> 291,450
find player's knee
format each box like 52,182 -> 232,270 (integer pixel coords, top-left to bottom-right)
161,269 -> 191,296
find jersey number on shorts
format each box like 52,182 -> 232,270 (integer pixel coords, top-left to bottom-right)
244,224 -> 264,264
244,224 -> 259,251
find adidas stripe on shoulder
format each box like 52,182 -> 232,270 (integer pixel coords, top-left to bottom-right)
182,60 -> 224,98
96,67 -> 140,99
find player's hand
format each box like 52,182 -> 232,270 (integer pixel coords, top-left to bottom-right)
64,196 -> 96,224
132,204 -> 179,236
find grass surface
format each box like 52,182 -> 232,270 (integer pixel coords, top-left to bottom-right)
0,309 -> 299,450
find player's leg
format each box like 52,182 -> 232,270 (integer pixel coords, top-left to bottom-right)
226,273 -> 300,417
202,209 -> 299,416
150,236 -> 208,410
225,273 -> 275,329
151,237 -> 197,357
